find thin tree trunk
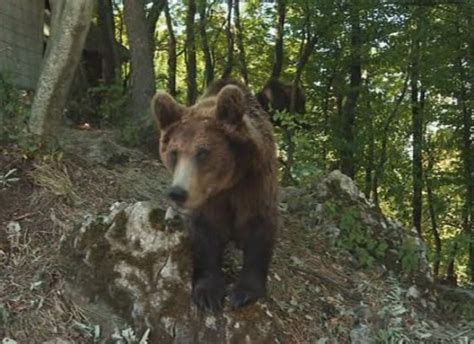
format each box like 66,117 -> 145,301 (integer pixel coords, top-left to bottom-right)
372,72 -> 410,207
282,11 -> 317,184
410,18 -> 423,238
271,0 -> 286,79
425,139 -> 442,278
446,242 -> 458,286
185,0 -> 197,105
233,0 -> 248,84
426,181 -> 441,277
364,83 -> 374,199
198,0 -> 214,86
164,0 -> 176,97
124,0 -> 156,123
334,72 -> 344,172
146,0 -> 166,46
222,0 -> 234,79
340,1 -> 362,179
97,0 -> 121,84
321,73 -> 335,167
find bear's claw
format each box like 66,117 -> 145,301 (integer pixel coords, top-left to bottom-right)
229,286 -> 264,308
192,276 -> 226,312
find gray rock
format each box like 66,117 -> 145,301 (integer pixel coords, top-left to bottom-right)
64,201 -> 275,343
324,170 -> 363,202
42,338 -> 71,344
350,324 -> 372,344
406,285 -> 421,299
58,128 -> 145,166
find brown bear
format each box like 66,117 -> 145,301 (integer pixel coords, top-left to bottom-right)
256,79 -> 307,128
151,78 -> 279,311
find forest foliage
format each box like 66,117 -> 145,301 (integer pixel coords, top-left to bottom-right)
1,0 -> 473,285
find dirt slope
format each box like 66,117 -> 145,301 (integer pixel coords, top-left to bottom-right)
1,129 -> 473,343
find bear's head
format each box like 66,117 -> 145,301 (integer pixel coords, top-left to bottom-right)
151,85 -> 250,211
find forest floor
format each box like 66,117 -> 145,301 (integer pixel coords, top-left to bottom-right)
1,129 -> 473,343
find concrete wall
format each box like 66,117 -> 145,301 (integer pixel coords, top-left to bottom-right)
0,0 -> 44,90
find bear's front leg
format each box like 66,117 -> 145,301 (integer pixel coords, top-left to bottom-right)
190,218 -> 226,311
231,216 -> 276,308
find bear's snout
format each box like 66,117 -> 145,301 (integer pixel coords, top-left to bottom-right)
167,185 -> 188,204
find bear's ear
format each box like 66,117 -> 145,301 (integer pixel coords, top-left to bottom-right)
216,85 -> 245,125
151,92 -> 183,131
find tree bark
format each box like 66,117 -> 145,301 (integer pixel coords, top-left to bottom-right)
425,138 -> 442,278
198,0 -> 214,87
410,13 -> 424,238
124,0 -> 156,123
164,0 -> 177,97
222,0 -> 234,79
186,0 -> 198,105
271,0 -> 286,79
321,72 -> 335,168
29,0 -> 95,136
364,82 -> 374,199
146,0 -> 166,46
446,242 -> 458,286
233,0 -> 248,84
97,0 -> 121,84
340,1 -> 362,179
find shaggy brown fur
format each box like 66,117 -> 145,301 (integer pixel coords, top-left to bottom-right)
151,78 -> 279,310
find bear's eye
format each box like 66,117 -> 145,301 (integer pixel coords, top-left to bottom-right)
169,150 -> 178,167
195,148 -> 210,163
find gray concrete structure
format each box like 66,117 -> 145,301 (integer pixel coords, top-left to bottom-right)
0,0 -> 44,90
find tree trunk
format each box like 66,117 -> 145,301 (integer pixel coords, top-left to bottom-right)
233,0 -> 248,84
124,0 -> 156,124
410,16 -> 424,238
222,0 -> 234,79
425,139 -> 442,278
364,83 -> 374,199
340,2 -> 362,179
426,182 -> 441,277
321,72 -> 335,168
446,242 -> 458,286
97,0 -> 121,84
198,0 -> 214,87
164,0 -> 177,97
271,0 -> 286,79
29,0 -> 95,137
185,0 -> 197,105
282,13 -> 317,184
146,0 -> 166,46
372,72 -> 410,208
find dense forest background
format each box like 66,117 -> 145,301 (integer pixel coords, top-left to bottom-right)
2,0 -> 473,286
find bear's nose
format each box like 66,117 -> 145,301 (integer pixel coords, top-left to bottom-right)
167,186 -> 188,204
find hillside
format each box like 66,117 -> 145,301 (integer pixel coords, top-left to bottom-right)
1,129 -> 473,343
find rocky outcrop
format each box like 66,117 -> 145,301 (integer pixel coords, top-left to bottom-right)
281,170 -> 433,285
63,201 -> 275,343
63,170 -> 436,343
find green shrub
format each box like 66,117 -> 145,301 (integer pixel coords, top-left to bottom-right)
324,202 -> 389,268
